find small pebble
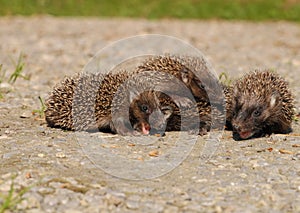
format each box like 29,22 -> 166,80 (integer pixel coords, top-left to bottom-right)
37,153 -> 45,158
126,200 -> 139,209
38,187 -> 55,195
56,152 -> 67,158
20,112 -> 31,118
0,135 -> 8,139
149,150 -> 159,157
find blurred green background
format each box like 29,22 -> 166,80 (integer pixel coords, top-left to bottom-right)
0,0 -> 300,21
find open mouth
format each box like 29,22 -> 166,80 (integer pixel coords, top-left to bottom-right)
133,122 -> 150,135
141,123 -> 150,135
238,131 -> 254,139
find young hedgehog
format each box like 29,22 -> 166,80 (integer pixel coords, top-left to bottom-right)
136,55 -> 224,104
228,70 -> 295,140
45,70 -> 191,135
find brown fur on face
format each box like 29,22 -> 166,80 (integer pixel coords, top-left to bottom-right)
129,91 -> 160,135
129,91 -> 175,135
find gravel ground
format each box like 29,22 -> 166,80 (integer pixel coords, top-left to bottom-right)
0,16 -> 300,212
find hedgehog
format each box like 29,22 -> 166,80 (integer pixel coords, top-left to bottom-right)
136,54 -> 224,105
227,70 -> 295,140
45,70 -> 193,135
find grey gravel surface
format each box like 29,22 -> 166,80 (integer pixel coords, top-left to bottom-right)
0,16 -> 300,213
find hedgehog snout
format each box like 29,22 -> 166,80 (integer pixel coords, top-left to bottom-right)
232,120 -> 254,132
133,121 -> 151,135
232,119 -> 258,140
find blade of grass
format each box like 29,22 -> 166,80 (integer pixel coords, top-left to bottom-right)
8,52 -> 30,84
0,175 -> 31,213
32,96 -> 46,117
219,72 -> 232,86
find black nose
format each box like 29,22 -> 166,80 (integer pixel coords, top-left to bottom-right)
233,132 -> 243,141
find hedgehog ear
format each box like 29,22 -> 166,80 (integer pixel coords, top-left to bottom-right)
181,68 -> 190,84
161,105 -> 173,119
270,91 -> 280,108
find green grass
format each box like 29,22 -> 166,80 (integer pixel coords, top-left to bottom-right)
0,0 -> 300,21
0,52 -> 30,100
219,72 -> 233,86
32,96 -> 46,118
8,52 -> 30,84
0,175 -> 31,213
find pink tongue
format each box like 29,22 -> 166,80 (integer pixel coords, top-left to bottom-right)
239,131 -> 252,139
142,124 -> 150,135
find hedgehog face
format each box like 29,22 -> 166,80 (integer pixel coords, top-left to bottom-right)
129,91 -> 170,135
231,103 -> 266,140
231,93 -> 281,140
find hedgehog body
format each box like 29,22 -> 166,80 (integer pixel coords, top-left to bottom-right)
228,70 -> 295,140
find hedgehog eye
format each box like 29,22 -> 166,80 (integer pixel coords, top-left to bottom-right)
141,105 -> 149,113
253,109 -> 261,117
199,84 -> 205,89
